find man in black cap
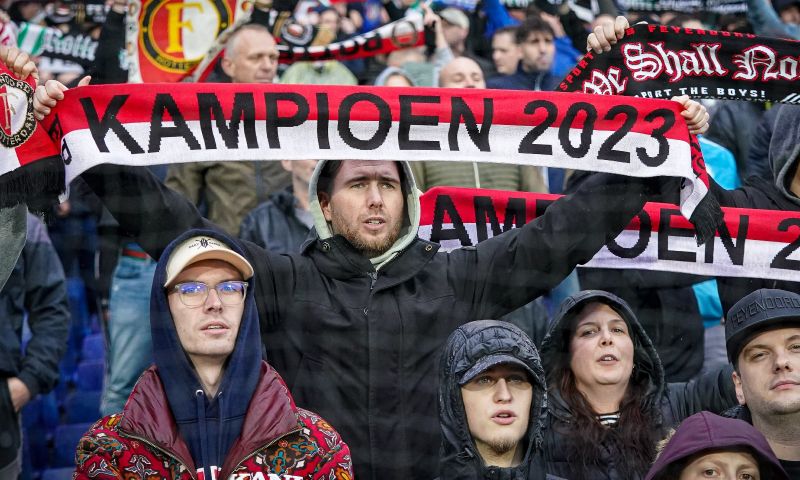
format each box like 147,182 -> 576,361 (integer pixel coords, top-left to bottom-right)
438,320 -> 548,479
725,288 -> 800,477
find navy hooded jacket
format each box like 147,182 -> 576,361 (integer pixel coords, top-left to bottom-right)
150,228 -> 262,478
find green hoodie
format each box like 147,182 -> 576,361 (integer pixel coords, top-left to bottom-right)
307,160 -> 421,270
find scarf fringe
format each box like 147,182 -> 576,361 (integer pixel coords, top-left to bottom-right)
0,155 -> 64,212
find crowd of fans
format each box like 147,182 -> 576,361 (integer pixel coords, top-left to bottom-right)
0,0 -> 799,478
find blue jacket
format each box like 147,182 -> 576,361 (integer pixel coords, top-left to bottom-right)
487,65 -> 558,92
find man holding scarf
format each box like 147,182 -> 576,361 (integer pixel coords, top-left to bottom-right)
22,47 -> 709,478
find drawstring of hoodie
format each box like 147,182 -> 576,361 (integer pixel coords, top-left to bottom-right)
196,390 -> 210,480
218,393 -> 225,463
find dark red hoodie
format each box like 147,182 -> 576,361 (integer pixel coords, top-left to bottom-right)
645,411 -> 788,480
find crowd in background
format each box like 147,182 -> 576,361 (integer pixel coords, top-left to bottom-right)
0,0 -> 799,477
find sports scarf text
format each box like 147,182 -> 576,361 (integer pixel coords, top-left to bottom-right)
419,187 -> 800,281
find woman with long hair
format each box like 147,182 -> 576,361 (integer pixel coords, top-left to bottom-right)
539,290 -> 739,480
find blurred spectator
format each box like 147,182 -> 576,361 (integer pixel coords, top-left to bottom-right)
724,289 -> 800,477
0,213 -> 69,478
440,7 -> 495,73
747,0 -> 800,38
490,26 -> 521,75
165,24 -> 291,236
487,16 -> 557,92
706,101 -> 767,177
8,0 -> 45,24
280,59 -> 358,84
540,291 -> 738,479
374,65 -> 416,86
239,160 -> 318,253
644,411 -> 789,480
438,320 -> 547,478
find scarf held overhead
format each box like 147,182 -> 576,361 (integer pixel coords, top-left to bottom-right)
419,187 -> 800,281
559,24 -> 800,105
6,82 -> 719,240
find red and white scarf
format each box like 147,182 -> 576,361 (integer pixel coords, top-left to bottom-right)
419,187 -> 800,282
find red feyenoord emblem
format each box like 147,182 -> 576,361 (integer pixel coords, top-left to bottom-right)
0,73 -> 36,148
390,19 -> 419,48
140,0 -> 233,73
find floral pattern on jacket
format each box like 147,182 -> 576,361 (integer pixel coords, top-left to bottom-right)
72,364 -> 353,480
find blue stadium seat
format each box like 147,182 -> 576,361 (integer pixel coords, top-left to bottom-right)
75,360 -> 105,391
64,390 -> 102,424
81,333 -> 105,362
41,467 -> 76,480
52,423 -> 93,467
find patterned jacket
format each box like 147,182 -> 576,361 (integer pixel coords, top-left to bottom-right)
74,362 -> 353,479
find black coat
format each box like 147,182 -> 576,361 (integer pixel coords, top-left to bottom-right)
238,188 -> 311,253
539,291 -> 738,480
83,162 -> 656,479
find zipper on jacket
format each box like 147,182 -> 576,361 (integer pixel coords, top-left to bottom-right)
368,271 -> 377,290
227,427 -> 302,476
119,430 -> 197,480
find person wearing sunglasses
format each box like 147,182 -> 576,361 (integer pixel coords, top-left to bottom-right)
73,230 -> 353,479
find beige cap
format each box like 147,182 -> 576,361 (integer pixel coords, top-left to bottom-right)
439,7 -> 470,30
164,236 -> 254,287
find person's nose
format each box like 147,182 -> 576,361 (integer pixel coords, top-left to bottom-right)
599,327 -> 613,346
204,286 -> 223,312
366,183 -> 384,208
773,348 -> 793,373
494,379 -> 512,403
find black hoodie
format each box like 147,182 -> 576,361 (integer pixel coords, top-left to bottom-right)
539,291 -> 738,480
150,228 -> 262,478
711,105 -> 800,313
438,320 -> 548,480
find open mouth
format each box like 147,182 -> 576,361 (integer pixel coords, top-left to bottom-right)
492,411 -> 517,425
598,354 -> 619,363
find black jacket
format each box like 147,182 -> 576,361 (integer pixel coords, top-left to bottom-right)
82,160 -> 657,479
438,320 -> 547,480
238,188 -> 311,253
0,214 -> 70,397
539,291 -> 738,480
711,105 -> 800,314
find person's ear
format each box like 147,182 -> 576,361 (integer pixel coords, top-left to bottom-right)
221,56 -> 234,78
319,191 -> 333,222
732,370 -> 746,406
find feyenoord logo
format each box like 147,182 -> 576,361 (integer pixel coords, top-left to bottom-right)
140,0 -> 232,73
0,73 -> 36,149
390,20 -> 419,48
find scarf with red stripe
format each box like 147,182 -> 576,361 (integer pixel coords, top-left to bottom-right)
419,187 -> 800,281
26,83 -> 720,240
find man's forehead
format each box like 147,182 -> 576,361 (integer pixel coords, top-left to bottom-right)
743,326 -> 800,351
338,160 -> 400,178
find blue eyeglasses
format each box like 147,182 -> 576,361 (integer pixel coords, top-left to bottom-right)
170,281 -> 248,307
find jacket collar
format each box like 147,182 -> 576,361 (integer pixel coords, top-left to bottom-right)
303,228 -> 439,286
119,362 -> 299,476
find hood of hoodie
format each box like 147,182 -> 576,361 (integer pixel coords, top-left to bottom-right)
439,320 -> 547,480
149,228 -> 262,473
308,159 -> 421,270
645,411 -> 789,480
770,105 -> 800,208
539,290 -> 665,422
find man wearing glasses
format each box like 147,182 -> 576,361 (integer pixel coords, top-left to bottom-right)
73,230 -> 352,480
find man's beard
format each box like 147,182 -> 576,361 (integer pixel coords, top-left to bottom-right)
477,436 -> 518,456
330,209 -> 403,258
